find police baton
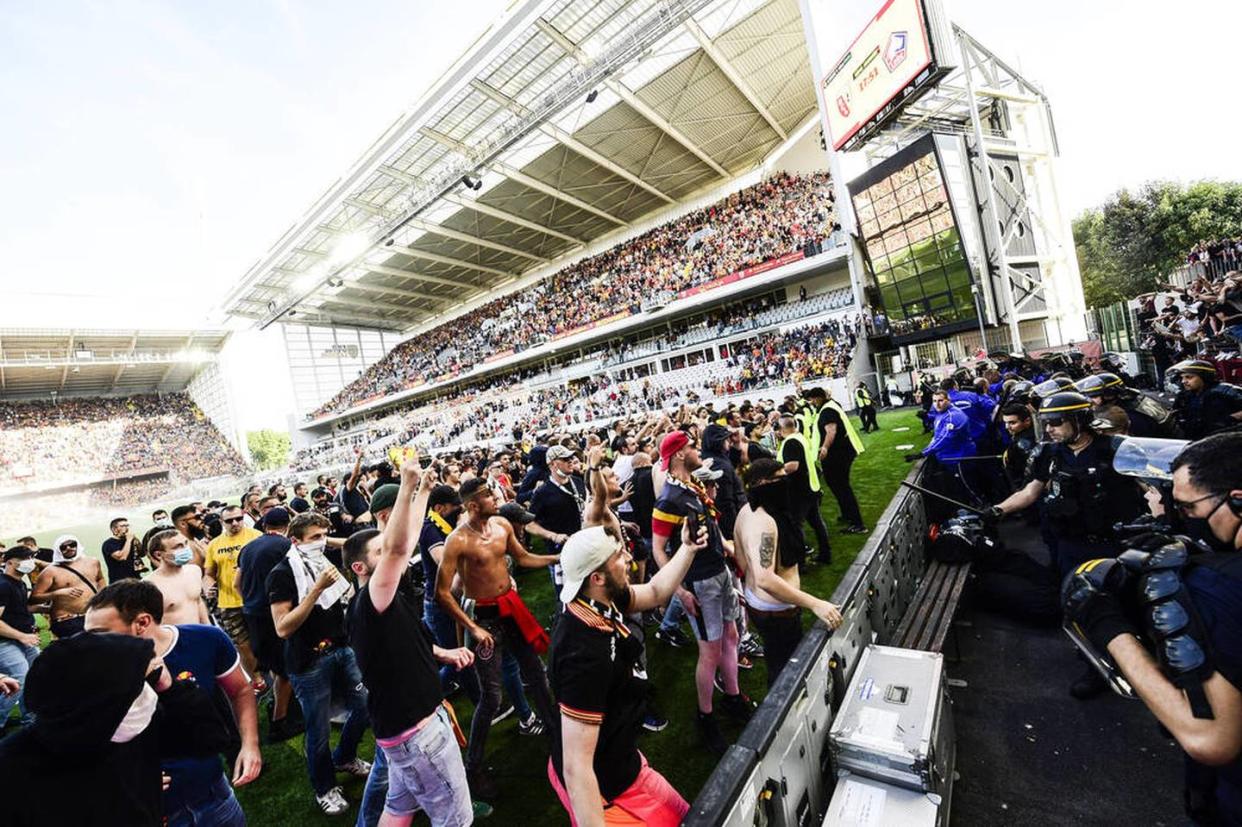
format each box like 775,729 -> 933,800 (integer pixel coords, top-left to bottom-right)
899,480 -> 985,515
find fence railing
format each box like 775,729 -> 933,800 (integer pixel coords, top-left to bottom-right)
684,462 -> 931,826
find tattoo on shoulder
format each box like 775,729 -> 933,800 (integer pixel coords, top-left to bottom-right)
759,531 -> 776,569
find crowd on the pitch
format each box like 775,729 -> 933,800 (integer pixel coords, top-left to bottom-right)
314,172 -> 838,416
0,383 -> 875,825
292,310 -> 861,475
0,394 -> 248,494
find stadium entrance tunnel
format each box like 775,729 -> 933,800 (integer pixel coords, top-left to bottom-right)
686,463 -> 1184,825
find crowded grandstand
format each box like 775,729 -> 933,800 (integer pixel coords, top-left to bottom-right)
6,0 -> 1242,826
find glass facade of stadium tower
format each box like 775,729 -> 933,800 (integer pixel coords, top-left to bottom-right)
280,322 -> 401,416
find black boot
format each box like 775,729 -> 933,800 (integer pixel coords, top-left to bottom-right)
697,711 -> 728,756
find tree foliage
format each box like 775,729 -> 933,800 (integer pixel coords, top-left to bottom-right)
247,429 -> 291,471
1073,180 -> 1242,308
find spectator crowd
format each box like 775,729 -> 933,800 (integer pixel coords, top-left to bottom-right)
314,172 -> 838,416
0,393 -> 248,499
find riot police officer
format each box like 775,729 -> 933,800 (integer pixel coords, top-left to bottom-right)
985,391 -> 1146,696
1074,372 -> 1179,438
1063,431 -> 1242,823
1170,359 -> 1242,440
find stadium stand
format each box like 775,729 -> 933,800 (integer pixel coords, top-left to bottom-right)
313,172 -> 838,416
0,393 -> 248,494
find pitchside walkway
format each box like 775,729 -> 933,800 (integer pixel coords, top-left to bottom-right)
949,524 -> 1184,825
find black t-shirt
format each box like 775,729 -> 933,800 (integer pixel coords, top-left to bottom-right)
265,560 -> 349,674
652,478 -> 726,584
0,574 -> 35,634
548,589 -> 647,801
529,476 -> 585,538
339,484 -> 369,519
349,581 -> 443,739
627,468 -> 656,540
418,518 -> 451,592
239,534 -> 291,616
817,406 -> 856,461
101,537 -> 138,583
779,437 -> 814,504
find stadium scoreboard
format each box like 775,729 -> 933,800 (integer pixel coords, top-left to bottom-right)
820,0 -> 955,153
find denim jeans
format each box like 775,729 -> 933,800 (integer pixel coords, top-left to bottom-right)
357,745 -> 387,827
465,615 -> 554,774
659,593 -> 685,633
380,706 -> 472,826
0,640 -> 38,726
424,599 -> 531,720
288,647 -> 371,795
164,775 -> 246,827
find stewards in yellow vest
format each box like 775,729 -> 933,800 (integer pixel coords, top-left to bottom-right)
803,387 -> 868,535
778,414 -> 832,565
854,383 -> 879,433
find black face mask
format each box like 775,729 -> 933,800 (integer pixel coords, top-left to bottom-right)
1184,497 -> 1233,553
748,477 -> 791,516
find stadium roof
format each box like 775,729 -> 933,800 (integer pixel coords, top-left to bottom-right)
221,0 -> 818,333
0,328 -> 229,399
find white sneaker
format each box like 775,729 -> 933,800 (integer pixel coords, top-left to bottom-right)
334,758 -> 372,777
316,786 -> 348,816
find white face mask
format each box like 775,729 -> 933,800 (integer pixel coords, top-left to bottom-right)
111,683 -> 159,743
15,560 -> 36,575
297,539 -> 327,557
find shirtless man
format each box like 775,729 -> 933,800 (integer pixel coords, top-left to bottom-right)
734,458 -> 842,688
29,533 -> 105,638
436,476 -> 559,800
145,529 -> 210,625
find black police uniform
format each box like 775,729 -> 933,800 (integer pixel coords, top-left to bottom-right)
1176,383 -> 1242,440
1170,552 -> 1242,822
1032,434 -> 1145,577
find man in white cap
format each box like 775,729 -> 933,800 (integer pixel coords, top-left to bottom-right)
30,533 -> 104,638
546,514 -> 707,826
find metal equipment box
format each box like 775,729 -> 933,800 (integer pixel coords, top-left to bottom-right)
822,772 -> 945,827
827,645 -> 954,798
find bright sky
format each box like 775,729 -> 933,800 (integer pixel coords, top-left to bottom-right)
2,0 -> 1238,426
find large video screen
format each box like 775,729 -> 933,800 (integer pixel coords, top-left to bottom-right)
850,135 -> 977,345
821,0 -> 936,151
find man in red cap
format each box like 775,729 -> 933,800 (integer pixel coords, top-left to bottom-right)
651,430 -> 753,755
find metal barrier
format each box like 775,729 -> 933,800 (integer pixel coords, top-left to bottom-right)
685,463 -> 930,826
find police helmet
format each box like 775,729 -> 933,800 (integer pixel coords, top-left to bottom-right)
1032,376 -> 1075,400
1101,352 -> 1125,371
1168,359 -> 1218,385
1074,372 -> 1125,399
1038,391 -> 1096,431
1007,380 -> 1035,405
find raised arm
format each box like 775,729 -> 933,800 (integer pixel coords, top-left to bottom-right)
371,454 -> 431,614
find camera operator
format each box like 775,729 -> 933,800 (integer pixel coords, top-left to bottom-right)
1066,432 -> 1242,823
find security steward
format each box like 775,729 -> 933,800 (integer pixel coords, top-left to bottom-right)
1063,432 -> 1242,823
1075,372 -> 1178,438
802,387 -> 867,535
1170,359 -> 1242,440
853,383 -> 879,433
777,414 -> 832,565
984,391 -> 1146,696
